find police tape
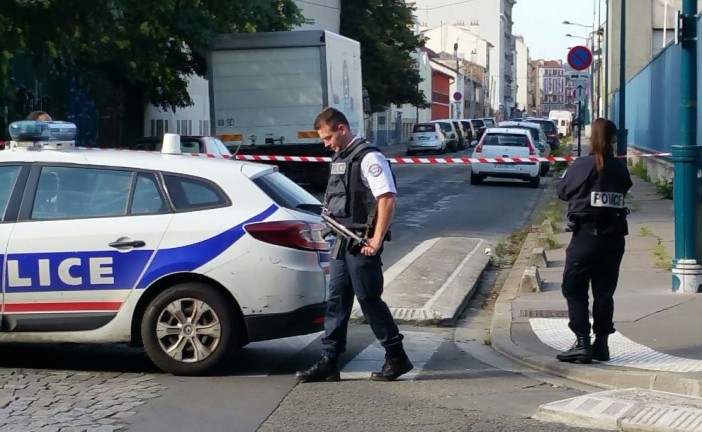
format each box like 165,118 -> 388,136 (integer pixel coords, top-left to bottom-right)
76,147 -> 672,164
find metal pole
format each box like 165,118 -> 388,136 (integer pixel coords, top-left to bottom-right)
604,0 -> 609,119
577,101 -> 582,156
672,0 -> 701,293
617,0 -> 627,156
597,0 -> 601,118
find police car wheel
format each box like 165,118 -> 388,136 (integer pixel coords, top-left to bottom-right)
141,283 -> 238,375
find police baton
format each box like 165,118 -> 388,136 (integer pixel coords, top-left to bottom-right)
321,214 -> 368,247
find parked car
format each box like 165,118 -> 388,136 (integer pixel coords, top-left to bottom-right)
407,122 -> 447,155
431,120 -> 460,152
481,117 -> 497,128
525,117 -> 560,150
469,119 -> 487,141
2,121 -> 331,375
499,121 -> 551,176
470,127 -> 541,188
130,135 -> 233,156
459,120 -> 478,147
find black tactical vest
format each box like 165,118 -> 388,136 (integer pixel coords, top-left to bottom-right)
324,138 -> 379,230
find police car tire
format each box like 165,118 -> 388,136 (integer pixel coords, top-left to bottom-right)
141,283 -> 239,376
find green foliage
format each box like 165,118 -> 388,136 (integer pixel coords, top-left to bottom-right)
1,0 -> 304,110
654,177 -> 674,199
340,0 -> 428,112
630,159 -> 650,182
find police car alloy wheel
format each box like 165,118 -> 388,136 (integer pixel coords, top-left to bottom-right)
141,283 -> 239,375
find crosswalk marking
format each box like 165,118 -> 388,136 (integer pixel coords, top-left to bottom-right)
340,331 -> 443,380
236,330 -> 444,379
530,318 -> 702,372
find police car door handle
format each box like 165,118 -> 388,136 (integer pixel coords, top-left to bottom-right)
108,238 -> 146,249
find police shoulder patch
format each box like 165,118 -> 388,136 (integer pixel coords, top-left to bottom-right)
368,164 -> 383,177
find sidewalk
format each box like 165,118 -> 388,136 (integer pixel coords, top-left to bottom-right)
491,175 -> 702,430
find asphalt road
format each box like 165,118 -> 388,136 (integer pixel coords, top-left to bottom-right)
0,145 -> 601,432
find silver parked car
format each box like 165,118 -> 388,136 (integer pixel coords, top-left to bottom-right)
407,122 -> 447,155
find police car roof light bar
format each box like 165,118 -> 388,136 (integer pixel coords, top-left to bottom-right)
8,121 -> 77,151
161,133 -> 182,155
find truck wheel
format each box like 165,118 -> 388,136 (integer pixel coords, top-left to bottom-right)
141,282 -> 240,375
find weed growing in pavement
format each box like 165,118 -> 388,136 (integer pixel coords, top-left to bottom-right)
631,159 -> 650,182
483,334 -> 492,346
546,235 -> 560,250
639,226 -> 653,237
551,146 -> 569,174
654,178 -> 674,199
652,240 -> 673,271
490,228 -> 530,268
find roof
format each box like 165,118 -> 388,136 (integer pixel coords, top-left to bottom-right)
0,147 -> 268,178
540,60 -> 563,68
499,121 -> 542,130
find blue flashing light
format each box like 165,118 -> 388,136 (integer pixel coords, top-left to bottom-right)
9,121 -> 77,142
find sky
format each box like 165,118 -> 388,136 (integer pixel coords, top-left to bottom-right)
513,0 -> 606,62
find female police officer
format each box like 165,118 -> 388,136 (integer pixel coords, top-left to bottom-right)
555,118 -> 633,364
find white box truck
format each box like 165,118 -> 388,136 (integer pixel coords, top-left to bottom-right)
208,30 -> 365,188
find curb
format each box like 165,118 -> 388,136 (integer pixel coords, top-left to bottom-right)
352,237 -> 491,326
488,223 -> 702,398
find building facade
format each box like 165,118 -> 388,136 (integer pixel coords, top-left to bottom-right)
527,60 -> 540,116
538,60 -> 565,115
514,36 -> 529,117
413,0 -> 517,119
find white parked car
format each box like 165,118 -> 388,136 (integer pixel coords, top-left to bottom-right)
0,121 -> 331,375
498,121 -> 551,176
407,122 -> 447,155
470,128 -> 541,188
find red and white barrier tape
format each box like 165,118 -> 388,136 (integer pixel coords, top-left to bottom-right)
76,147 -> 672,164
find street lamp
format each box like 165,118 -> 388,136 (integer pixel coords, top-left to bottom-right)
565,33 -> 588,40
563,20 -> 591,28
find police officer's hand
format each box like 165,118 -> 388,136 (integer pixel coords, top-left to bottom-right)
361,236 -> 383,256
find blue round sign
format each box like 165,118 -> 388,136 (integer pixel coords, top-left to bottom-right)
567,45 -> 593,71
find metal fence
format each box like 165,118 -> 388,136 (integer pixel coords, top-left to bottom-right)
611,15 -> 702,153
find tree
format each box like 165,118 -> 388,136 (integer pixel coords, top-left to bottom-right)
340,0 -> 427,113
0,0 -> 304,110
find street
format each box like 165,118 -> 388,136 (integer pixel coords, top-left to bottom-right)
0,146 -> 604,432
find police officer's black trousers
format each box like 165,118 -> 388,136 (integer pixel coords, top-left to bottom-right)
322,247 -> 403,358
561,231 -> 625,337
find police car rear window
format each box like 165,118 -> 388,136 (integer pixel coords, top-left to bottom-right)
253,172 -> 321,213
163,175 -> 228,211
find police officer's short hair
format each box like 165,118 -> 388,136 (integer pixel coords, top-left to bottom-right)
27,110 -> 52,121
314,107 -> 350,131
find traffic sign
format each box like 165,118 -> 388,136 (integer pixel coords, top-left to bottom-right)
572,77 -> 588,89
567,45 -> 593,71
573,84 -> 587,102
453,92 -> 462,101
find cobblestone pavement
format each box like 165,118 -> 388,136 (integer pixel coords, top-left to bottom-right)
0,344 -> 164,432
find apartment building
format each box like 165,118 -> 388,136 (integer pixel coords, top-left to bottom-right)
514,36 -> 529,116
538,60 -> 566,115
413,0 -> 517,119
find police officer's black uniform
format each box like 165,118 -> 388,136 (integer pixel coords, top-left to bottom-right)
296,137 -> 412,383
556,152 -> 632,364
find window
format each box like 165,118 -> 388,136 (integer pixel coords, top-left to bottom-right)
483,133 -> 528,147
163,174 -> 228,211
210,138 -> 231,156
253,171 -> 321,213
180,139 -> 201,154
0,166 -> 22,220
131,173 -> 167,215
32,166 -> 132,220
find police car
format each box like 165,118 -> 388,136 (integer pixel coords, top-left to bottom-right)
0,121 -> 330,375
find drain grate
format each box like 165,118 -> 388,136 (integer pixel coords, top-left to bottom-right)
520,310 -> 570,318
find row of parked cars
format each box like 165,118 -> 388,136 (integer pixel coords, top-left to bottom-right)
407,118 -> 497,156
470,117 -> 562,189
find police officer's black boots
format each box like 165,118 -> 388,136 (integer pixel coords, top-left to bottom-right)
370,343 -> 414,381
556,334 -> 592,364
295,356 -> 341,383
592,334 -> 610,361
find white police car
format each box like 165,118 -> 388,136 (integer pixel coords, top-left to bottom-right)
0,121 -> 330,375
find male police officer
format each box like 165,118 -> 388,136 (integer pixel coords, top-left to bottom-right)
296,107 -> 412,383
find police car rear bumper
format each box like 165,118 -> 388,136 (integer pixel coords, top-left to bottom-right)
244,302 -> 326,342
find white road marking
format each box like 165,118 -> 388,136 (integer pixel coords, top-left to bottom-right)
530,318 -> 702,373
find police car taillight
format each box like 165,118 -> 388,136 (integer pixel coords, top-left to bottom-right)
244,221 -> 330,251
